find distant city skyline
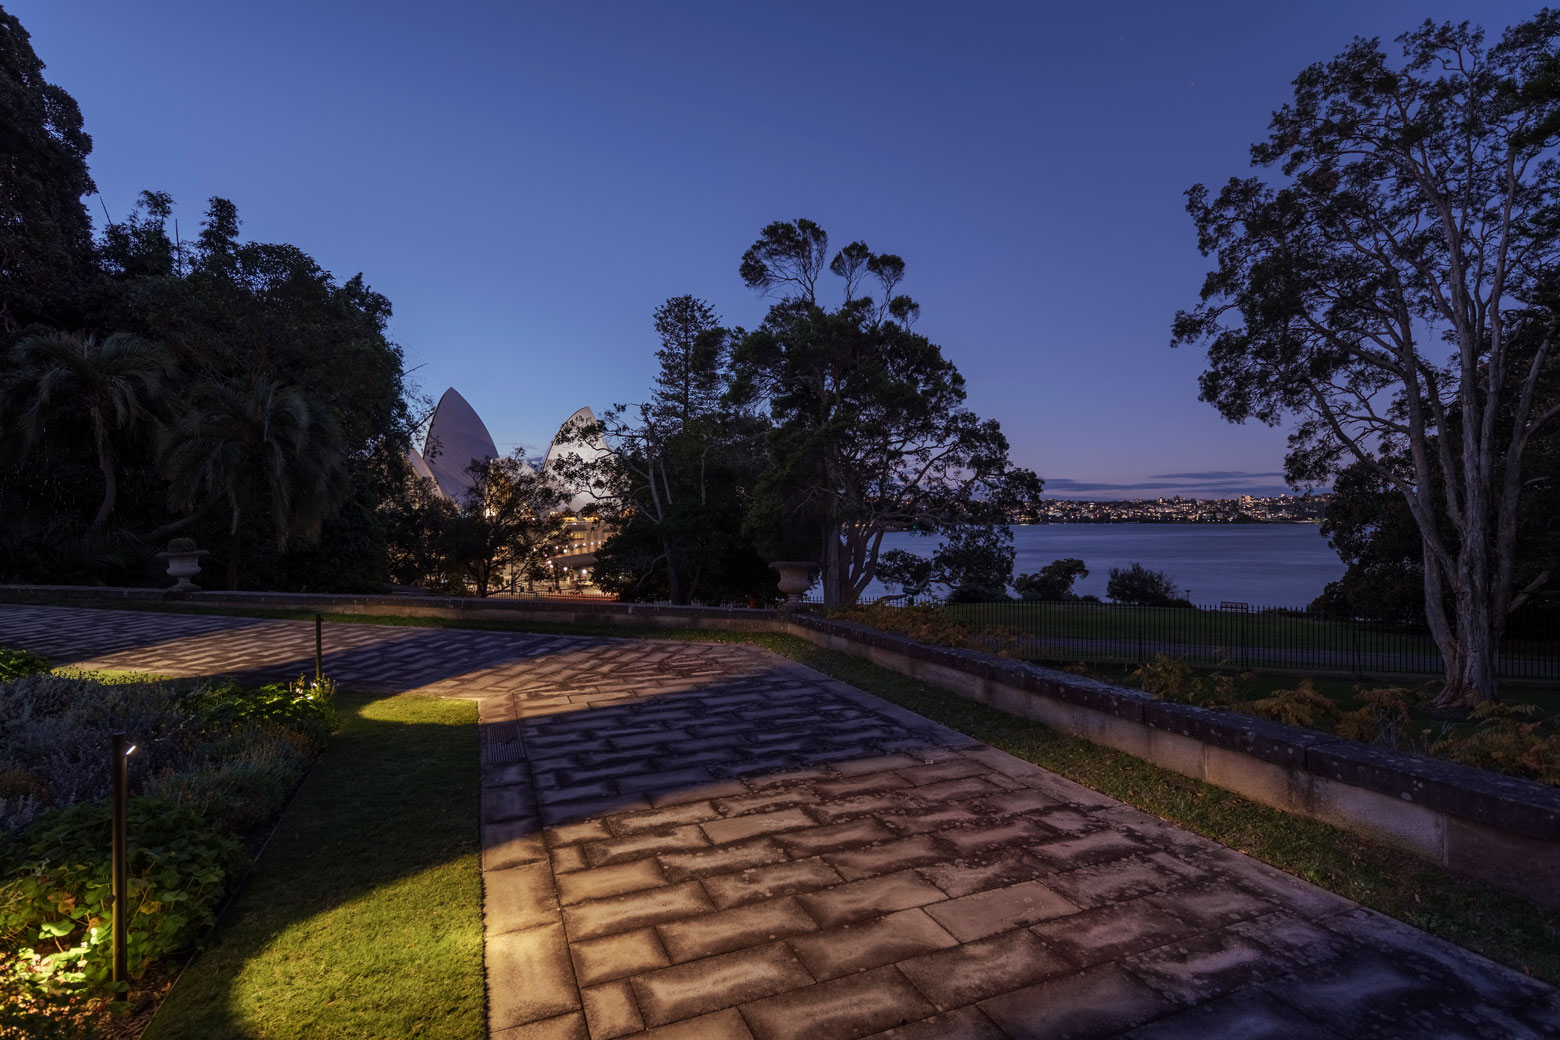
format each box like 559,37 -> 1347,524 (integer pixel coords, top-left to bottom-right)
1040,471 -> 1316,500
10,0 -> 1537,489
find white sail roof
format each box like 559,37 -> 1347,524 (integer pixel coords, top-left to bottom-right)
543,406 -> 612,514
423,387 -> 501,501
407,445 -> 437,484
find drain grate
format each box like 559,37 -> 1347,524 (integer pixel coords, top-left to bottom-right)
483,739 -> 527,766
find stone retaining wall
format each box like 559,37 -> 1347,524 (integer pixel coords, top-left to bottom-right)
4,584 -> 1555,903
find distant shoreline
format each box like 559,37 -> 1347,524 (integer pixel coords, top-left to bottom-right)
1014,519 -> 1322,526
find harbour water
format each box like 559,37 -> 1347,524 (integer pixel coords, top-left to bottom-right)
871,523 -> 1346,608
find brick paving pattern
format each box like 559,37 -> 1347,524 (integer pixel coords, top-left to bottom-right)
1,604 -> 1556,1039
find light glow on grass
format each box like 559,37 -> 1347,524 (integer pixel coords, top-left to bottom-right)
144,692 -> 482,1040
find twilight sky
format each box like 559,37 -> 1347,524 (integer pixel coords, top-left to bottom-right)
13,1 -> 1541,498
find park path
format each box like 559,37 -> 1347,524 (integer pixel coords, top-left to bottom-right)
1,603 -> 1556,1039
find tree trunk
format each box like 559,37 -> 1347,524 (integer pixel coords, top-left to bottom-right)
90,412 -> 116,533
823,524 -> 850,608
663,538 -> 685,605
1435,589 -> 1501,709
226,502 -> 242,590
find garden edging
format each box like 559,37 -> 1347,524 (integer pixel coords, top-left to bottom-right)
4,584 -> 1556,904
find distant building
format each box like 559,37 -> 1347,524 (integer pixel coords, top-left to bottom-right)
406,388 -> 618,589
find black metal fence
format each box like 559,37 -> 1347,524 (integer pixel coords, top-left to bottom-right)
909,598 -> 1560,681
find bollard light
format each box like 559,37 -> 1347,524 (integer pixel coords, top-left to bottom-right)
110,733 -> 136,1000
315,613 -> 324,681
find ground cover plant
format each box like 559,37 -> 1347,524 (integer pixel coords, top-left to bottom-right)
0,649 -> 338,1037
144,689 -> 482,1040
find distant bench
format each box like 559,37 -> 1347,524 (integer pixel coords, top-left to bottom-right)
1219,601 -> 1250,612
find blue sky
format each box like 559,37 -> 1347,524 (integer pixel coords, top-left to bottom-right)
12,1 -> 1541,498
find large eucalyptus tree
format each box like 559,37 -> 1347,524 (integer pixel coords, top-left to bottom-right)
1174,14 -> 1560,706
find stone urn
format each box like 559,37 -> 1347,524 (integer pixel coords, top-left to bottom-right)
769,561 -> 818,607
157,539 -> 209,592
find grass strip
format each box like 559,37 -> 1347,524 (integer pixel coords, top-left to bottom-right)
143,689 -> 482,1040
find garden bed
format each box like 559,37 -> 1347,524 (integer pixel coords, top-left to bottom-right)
0,647 -> 337,1038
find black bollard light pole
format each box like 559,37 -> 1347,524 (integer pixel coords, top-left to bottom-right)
111,732 -> 130,999
315,612 -> 324,681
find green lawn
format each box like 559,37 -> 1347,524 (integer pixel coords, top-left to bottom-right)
143,690 -> 482,1040
941,599 -> 1558,681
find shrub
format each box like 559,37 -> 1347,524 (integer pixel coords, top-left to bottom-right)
1334,684 -> 1428,744
1106,563 -> 1189,607
0,674 -> 212,835
1430,703 -> 1560,785
945,583 -> 1010,603
0,797 -> 245,993
143,724 -> 311,834
1129,653 -> 1249,709
1014,558 -> 1088,601
1245,679 -> 1339,728
0,672 -> 338,839
0,647 -> 50,682
190,675 -> 339,752
831,604 -> 974,649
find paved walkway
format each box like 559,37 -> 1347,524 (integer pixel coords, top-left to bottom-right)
1,604 -> 1556,1039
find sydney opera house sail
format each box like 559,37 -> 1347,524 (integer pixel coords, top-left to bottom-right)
416,387 -> 502,501
543,406 -> 612,514
407,388 -> 612,523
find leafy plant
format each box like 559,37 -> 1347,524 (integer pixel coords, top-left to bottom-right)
0,958 -> 100,1040
0,647 -> 51,682
0,797 -> 245,993
190,674 -> 338,751
1431,703 -> 1560,785
1334,685 -> 1428,744
1245,679 -> 1340,728
1129,653 -> 1248,708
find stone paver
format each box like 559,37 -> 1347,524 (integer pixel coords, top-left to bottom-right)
2,602 -> 1555,1039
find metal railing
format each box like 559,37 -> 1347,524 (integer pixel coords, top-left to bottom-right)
869,597 -> 1560,681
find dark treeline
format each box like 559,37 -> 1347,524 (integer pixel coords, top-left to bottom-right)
0,8 -> 415,590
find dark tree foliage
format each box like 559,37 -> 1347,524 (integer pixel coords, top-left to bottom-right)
383,475 -> 461,593
1106,563 -> 1189,608
448,454 -> 570,598
576,296 -> 777,605
0,63 -> 415,595
731,219 -> 1042,607
876,526 -> 1018,603
1173,13 -> 1560,704
1310,462 -> 1427,624
1015,558 -> 1089,602
0,5 -> 96,331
